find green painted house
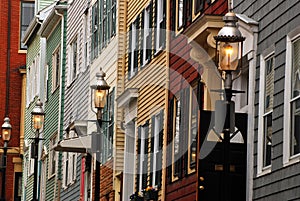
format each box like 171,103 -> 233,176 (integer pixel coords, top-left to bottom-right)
22,1 -> 67,200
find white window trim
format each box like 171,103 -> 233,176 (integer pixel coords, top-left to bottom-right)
142,8 -> 150,67
155,0 -> 164,52
68,37 -> 78,86
188,86 -> 197,174
52,46 -> 61,92
28,145 -> 35,176
284,28 -> 300,166
48,134 -> 57,178
257,50 -> 274,176
151,114 -> 160,186
138,126 -> 146,192
130,22 -> 137,78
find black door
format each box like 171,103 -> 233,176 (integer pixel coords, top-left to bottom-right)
198,111 -> 247,201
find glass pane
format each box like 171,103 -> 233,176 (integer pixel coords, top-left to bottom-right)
190,86 -> 198,167
291,98 -> 300,156
292,39 -> 300,98
177,0 -> 183,28
263,113 -> 272,167
264,56 -> 274,113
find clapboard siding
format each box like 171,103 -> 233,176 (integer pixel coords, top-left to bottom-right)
234,0 -> 300,200
60,0 -> 88,200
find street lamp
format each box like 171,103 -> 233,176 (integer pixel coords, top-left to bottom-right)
0,117 -> 12,201
31,99 -> 45,201
214,11 -> 245,201
90,68 -> 110,201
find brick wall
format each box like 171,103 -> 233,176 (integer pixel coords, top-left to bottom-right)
0,0 -> 25,200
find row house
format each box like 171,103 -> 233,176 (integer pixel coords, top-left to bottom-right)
116,0 -> 168,200
22,1 -> 67,200
234,0 -> 300,200
165,0 -> 258,200
0,0 -> 36,200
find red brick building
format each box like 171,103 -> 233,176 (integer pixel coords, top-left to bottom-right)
166,0 -> 229,200
0,0 -> 34,200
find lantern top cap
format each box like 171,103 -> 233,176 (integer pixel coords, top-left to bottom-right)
31,99 -> 45,115
214,12 -> 245,43
91,68 -> 111,90
2,117 -> 12,130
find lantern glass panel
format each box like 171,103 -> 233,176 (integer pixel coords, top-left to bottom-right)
219,42 -> 239,71
94,89 -> 107,109
2,129 -> 11,142
33,114 -> 44,130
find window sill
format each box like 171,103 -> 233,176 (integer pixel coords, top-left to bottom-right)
283,153 -> 300,167
154,48 -> 164,57
256,166 -> 271,177
51,85 -> 60,94
48,173 -> 56,180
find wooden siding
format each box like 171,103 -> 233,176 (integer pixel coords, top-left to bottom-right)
234,0 -> 300,200
61,0 -> 89,199
44,20 -> 62,201
166,0 -> 227,200
124,0 -> 168,199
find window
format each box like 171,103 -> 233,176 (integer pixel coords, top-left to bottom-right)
193,0 -> 204,17
150,111 -> 164,187
20,1 -> 35,50
155,0 -> 166,52
141,5 -> 153,67
189,85 -> 198,170
48,134 -> 57,178
258,53 -> 274,174
83,11 -> 89,69
101,89 -> 115,163
26,55 -> 40,106
172,97 -> 181,179
52,46 -> 61,92
45,65 -> 49,101
284,30 -> 300,165
171,85 -> 199,179
62,130 -> 77,187
177,0 -> 184,29
91,1 -> 99,60
128,18 -> 139,79
136,123 -> 149,192
91,0 -> 117,61
68,37 -> 78,84
28,144 -> 35,176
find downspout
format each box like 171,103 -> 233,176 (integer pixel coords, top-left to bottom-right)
5,0 -> 11,116
54,8 -> 65,201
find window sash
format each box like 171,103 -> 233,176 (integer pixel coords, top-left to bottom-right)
20,1 -> 35,49
263,112 -> 272,167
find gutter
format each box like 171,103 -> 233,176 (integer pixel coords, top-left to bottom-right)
53,6 -> 67,201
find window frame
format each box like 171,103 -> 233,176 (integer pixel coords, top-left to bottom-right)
155,0 -> 165,53
284,30 -> 300,166
257,51 -> 275,176
48,133 -> 57,178
141,6 -> 152,67
188,85 -> 198,173
68,36 -> 78,85
20,0 -> 35,50
137,123 -> 149,192
172,96 -> 181,181
52,46 -> 61,92
129,18 -> 139,79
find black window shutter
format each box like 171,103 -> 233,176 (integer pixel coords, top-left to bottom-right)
128,24 -> 132,80
167,98 -> 174,183
134,17 -> 140,74
149,116 -> 155,186
140,12 -> 144,67
183,88 -> 190,176
136,126 -> 142,191
156,110 -> 164,187
147,2 -> 153,61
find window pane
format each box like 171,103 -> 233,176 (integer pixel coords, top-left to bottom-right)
263,113 -> 272,167
177,0 -> 183,28
264,56 -> 274,113
291,98 -> 300,156
292,39 -> 300,98
190,86 -> 198,168
20,1 -> 35,49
